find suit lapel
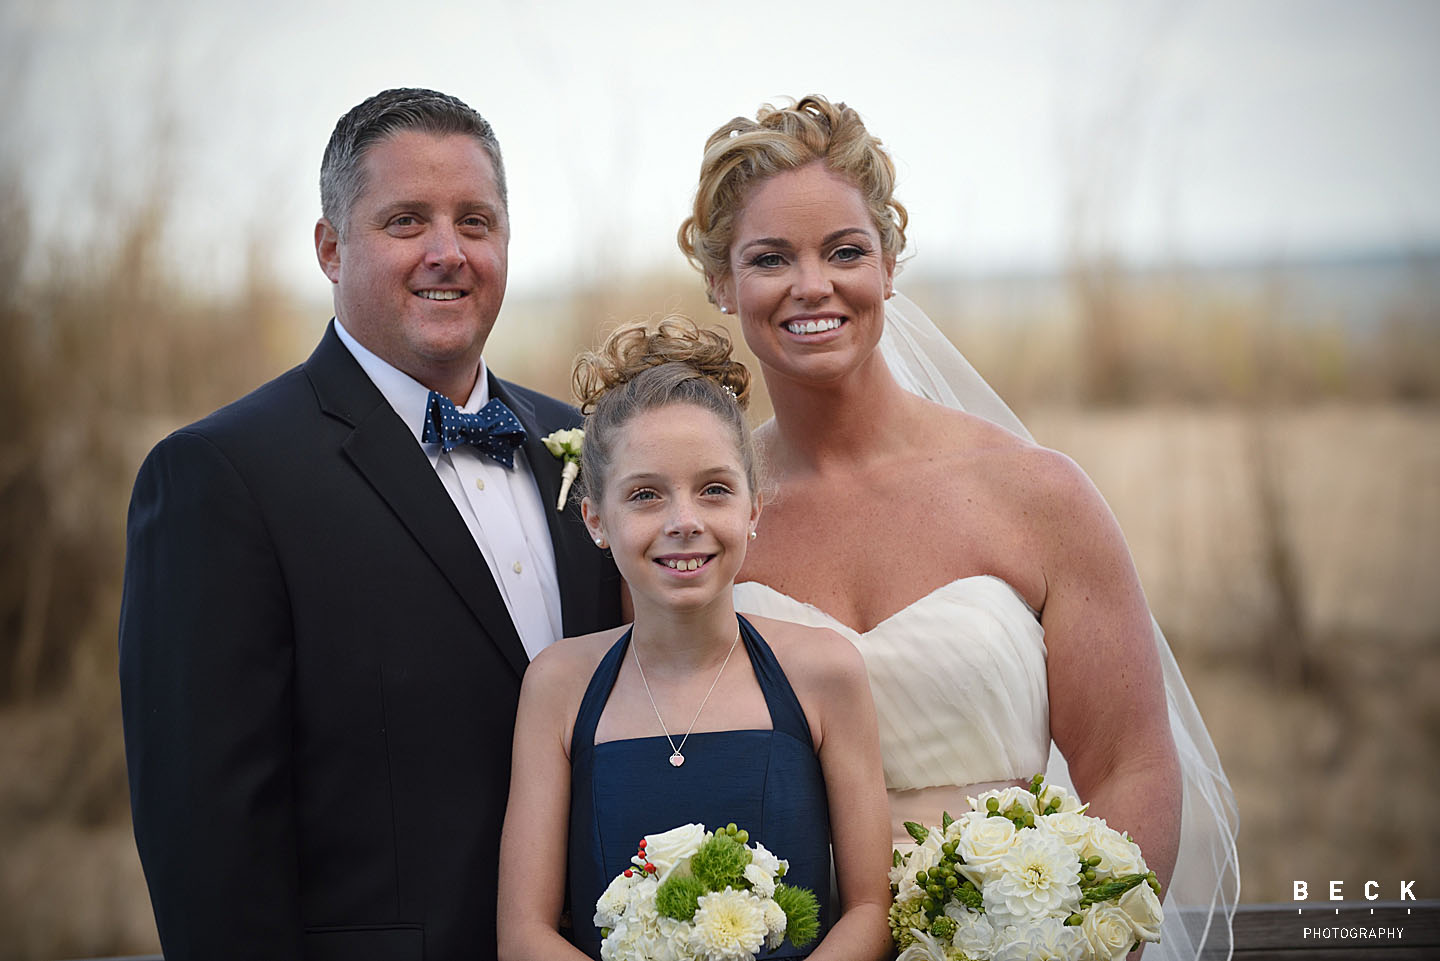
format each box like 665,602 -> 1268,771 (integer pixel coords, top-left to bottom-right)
305,326 -> 531,680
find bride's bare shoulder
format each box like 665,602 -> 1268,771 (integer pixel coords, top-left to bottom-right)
919,402 -> 1102,508
964,432 -> 1116,542
917,399 -> 1039,462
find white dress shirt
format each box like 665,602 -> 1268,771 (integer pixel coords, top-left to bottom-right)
335,320 -> 563,659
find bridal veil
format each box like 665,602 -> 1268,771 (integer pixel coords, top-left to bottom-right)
879,291 -> 1241,961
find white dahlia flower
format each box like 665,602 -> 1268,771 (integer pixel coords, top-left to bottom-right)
689,888 -> 768,961
983,831 -> 1083,924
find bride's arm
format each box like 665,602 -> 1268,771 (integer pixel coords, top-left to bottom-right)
497,644 -> 592,961
797,628 -> 895,961
1033,450 -> 1182,892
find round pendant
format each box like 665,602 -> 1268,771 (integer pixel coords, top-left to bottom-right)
669,752 -> 685,767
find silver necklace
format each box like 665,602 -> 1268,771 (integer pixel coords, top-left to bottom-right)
631,624 -> 742,768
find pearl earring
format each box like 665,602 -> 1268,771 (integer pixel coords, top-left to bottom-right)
719,305 -> 729,314
748,530 -> 757,541
594,537 -> 606,548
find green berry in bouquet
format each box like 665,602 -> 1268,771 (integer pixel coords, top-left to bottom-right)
593,821 -> 822,961
888,775 -> 1164,961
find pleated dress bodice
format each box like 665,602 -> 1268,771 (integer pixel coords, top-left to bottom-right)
734,576 -> 1049,841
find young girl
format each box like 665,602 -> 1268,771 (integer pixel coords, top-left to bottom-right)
497,318 -> 892,959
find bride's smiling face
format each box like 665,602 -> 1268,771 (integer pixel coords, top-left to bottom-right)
715,162 -> 894,386
582,403 -> 760,614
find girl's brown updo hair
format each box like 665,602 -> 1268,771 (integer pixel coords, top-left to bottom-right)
573,316 -> 757,502
677,95 -> 909,302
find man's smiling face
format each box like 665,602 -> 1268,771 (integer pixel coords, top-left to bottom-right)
317,130 -> 509,401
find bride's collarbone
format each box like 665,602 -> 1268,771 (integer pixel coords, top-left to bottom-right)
774,460 -> 1006,522
758,501 -> 993,562
744,561 -> 947,629
744,523 -> 1037,631
790,449 -> 967,489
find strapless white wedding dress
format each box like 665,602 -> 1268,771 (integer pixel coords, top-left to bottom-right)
735,573 -> 1236,961
734,575 -> 1050,839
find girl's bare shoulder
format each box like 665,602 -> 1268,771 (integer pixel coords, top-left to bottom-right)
524,626 -> 628,699
745,615 -> 869,693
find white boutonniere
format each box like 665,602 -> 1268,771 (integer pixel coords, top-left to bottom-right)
541,428 -> 584,511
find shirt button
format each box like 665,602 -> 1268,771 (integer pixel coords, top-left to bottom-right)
474,478 -> 485,491
512,561 -> 523,574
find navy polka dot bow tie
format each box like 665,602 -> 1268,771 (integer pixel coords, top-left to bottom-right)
421,390 -> 528,468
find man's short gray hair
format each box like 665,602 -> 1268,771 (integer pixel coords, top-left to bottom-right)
320,88 -> 506,239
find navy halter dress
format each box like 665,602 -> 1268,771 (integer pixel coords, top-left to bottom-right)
567,615 -> 833,958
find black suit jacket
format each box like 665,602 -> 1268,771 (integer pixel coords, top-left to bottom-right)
119,324 -> 622,961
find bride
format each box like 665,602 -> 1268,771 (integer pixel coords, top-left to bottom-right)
678,96 -> 1239,960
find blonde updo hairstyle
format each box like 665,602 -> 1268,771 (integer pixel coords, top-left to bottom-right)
678,95 -> 909,302
573,316 -> 756,504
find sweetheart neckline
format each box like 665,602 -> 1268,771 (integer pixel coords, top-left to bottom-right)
734,573 -> 1039,637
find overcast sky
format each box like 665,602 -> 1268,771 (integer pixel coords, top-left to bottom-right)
4,0 -> 1438,298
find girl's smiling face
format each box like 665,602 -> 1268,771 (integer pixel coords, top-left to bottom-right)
583,403 -> 759,615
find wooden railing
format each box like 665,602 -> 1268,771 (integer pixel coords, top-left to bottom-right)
65,901 -> 1440,960
1233,901 -> 1438,959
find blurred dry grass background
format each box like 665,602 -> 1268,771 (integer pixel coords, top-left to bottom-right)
1,166 -> 1437,957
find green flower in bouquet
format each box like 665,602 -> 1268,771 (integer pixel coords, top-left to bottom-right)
595,821 -> 820,961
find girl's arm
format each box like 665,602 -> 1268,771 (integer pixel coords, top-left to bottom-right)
802,629 -> 895,960
497,644 -> 592,961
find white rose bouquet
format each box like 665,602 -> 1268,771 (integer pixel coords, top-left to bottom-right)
889,775 -> 1164,961
594,821 -> 820,961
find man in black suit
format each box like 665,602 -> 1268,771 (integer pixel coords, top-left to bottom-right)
119,88 -> 623,960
